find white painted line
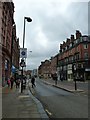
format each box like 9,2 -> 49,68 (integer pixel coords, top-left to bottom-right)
45,109 -> 52,116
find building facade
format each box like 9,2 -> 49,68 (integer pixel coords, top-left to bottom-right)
12,24 -> 20,73
0,2 -> 14,86
58,30 -> 90,81
0,2 -> 20,86
38,60 -> 51,79
11,24 -> 20,79
38,30 -> 90,81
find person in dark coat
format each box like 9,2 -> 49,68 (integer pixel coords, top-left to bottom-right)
54,73 -> 58,85
15,78 -> 20,88
10,76 -> 14,89
31,76 -> 36,88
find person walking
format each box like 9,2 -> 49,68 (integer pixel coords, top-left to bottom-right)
31,76 -> 36,88
7,78 -> 11,88
54,73 -> 58,85
10,76 -> 14,89
15,78 -> 20,88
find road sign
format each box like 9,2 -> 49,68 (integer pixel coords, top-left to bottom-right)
20,48 -> 27,58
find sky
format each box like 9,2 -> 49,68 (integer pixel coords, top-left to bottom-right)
13,0 -> 89,70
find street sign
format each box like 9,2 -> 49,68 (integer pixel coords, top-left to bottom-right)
20,48 -> 27,58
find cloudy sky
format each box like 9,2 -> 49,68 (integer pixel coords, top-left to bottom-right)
13,0 -> 89,70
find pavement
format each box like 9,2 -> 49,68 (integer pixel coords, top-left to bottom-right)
2,81 -> 49,119
39,78 -> 88,94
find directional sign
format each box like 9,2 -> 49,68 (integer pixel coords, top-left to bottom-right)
20,48 -> 27,58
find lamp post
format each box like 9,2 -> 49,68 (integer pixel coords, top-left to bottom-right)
23,17 -> 32,48
21,17 -> 32,93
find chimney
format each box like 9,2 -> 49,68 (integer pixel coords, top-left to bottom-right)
63,41 -> 65,44
71,35 -> 74,42
76,30 -> 82,39
60,44 -> 62,49
66,38 -> 70,43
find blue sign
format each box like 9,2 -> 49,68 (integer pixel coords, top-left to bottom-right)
21,51 -> 26,55
20,48 -> 27,58
11,65 -> 16,73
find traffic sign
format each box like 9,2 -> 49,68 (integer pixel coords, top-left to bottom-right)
20,48 -> 27,58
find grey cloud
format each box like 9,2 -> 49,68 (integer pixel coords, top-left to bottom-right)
14,1 -> 88,70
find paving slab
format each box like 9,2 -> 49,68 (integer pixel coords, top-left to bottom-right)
2,84 -> 48,119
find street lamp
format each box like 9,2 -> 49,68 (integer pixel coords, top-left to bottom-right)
23,17 -> 32,48
21,17 -> 32,93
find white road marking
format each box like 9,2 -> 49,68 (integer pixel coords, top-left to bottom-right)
45,109 -> 52,116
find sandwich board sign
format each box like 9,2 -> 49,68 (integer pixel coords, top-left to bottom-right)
20,48 -> 27,58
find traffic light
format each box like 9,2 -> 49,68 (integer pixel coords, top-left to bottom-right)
20,59 -> 25,67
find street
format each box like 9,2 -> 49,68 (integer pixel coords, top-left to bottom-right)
30,78 -> 88,118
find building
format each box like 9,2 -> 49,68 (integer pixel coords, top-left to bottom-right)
58,30 -> 90,81
0,2 -> 20,86
38,30 -> 90,81
11,24 -> 20,79
31,69 -> 38,77
0,2 -> 15,86
11,24 -> 20,74
50,55 -> 58,74
38,60 -> 51,79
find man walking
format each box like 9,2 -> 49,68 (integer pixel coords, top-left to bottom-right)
31,76 -> 36,88
10,76 -> 14,89
54,73 -> 58,85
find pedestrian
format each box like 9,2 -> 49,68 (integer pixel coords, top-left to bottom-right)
7,78 -> 11,88
54,73 -> 58,85
15,78 -> 20,88
31,76 -> 36,88
10,76 -> 14,89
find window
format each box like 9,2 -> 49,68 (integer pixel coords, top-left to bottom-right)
70,43 -> 72,47
84,52 -> 88,59
80,37 -> 83,42
83,44 -> 88,49
76,54 -> 79,60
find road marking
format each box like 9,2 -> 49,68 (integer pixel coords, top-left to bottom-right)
45,109 -> 52,116
18,95 -> 30,99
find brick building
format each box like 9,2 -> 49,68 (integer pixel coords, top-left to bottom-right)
58,30 -> 90,81
38,30 -> 90,81
0,2 -> 14,86
50,55 -> 58,74
11,24 -> 20,79
38,60 -> 51,79
12,24 -> 20,73
0,2 -> 20,86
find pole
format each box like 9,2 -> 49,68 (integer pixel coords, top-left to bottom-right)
23,17 -> 26,48
21,66 -> 23,93
75,79 -> 77,90
21,18 -> 26,93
